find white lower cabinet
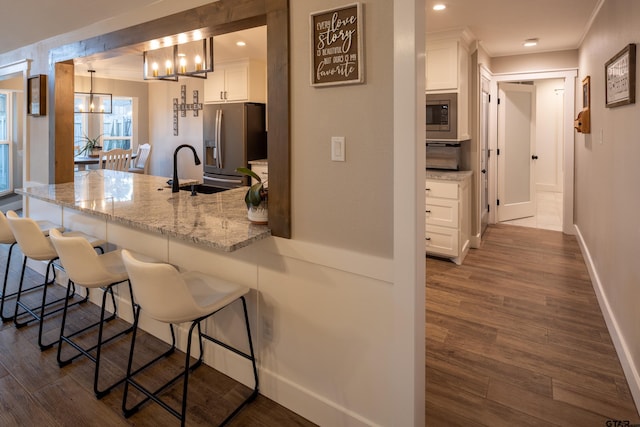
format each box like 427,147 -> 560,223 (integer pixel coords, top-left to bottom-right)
425,174 -> 471,265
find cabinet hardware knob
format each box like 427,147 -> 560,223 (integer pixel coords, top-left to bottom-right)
532,155 -> 539,160
425,237 -> 431,241
426,210 -> 431,213
220,91 -> 224,99
481,169 -> 487,174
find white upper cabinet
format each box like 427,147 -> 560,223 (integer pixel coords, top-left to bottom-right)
204,59 -> 266,104
426,39 -> 460,91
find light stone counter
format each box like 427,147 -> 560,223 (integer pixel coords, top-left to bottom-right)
16,169 -> 270,252
425,169 -> 473,182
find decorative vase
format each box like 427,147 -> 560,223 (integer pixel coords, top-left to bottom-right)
247,202 -> 268,224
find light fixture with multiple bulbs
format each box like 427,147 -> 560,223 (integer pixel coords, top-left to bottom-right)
143,30 -> 214,81
74,70 -> 112,114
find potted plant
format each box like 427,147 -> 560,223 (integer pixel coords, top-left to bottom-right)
77,133 -> 103,157
236,167 -> 267,224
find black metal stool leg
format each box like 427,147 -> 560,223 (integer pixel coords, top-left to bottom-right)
0,242 -> 16,321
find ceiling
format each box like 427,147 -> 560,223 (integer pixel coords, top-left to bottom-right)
1,1 -> 602,79
426,0 -> 602,57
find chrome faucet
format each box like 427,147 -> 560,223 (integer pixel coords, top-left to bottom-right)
172,144 -> 201,193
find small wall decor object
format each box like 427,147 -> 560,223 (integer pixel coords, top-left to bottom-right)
172,85 -> 202,136
574,76 -> 591,133
27,74 -> 47,116
310,2 -> 364,87
605,43 -> 636,108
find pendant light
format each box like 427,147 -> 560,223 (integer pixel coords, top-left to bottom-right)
74,70 -> 113,114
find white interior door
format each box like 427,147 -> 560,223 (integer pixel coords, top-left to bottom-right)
497,82 -> 536,222
480,75 -> 490,235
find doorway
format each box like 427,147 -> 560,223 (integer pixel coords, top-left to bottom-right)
492,74 -> 571,233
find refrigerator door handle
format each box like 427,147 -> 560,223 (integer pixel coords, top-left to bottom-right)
216,109 -> 223,169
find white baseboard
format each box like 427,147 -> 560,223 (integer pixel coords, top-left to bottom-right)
574,225 -> 640,417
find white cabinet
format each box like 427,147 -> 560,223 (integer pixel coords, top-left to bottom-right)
426,32 -> 470,141
426,39 -> 460,91
204,59 -> 266,104
425,174 -> 471,265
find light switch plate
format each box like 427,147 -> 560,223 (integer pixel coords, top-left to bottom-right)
331,136 -> 345,161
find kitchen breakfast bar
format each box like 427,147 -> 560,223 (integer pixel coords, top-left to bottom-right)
15,169 -> 271,393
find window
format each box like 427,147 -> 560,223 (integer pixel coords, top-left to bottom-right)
74,96 -> 134,155
0,91 -> 12,195
102,98 -> 133,150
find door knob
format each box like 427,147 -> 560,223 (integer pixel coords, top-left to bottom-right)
532,155 -> 539,160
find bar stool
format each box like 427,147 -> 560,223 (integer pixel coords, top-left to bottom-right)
121,249 -> 259,426
6,210 -> 105,350
0,211 -> 64,321
49,229 -> 135,398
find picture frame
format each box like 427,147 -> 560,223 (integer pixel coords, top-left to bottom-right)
310,2 -> 364,87
27,74 -> 47,116
605,43 -> 636,108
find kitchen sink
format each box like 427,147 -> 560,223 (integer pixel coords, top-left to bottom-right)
180,184 -> 230,195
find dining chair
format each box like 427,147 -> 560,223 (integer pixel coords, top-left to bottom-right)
99,148 -> 133,171
120,249 -> 258,426
128,143 -> 151,174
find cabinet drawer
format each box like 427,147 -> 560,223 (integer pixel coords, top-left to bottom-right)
425,224 -> 458,257
425,180 -> 458,199
425,197 -> 458,228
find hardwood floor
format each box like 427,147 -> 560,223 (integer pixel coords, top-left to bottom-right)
0,244 -> 315,426
426,224 -> 640,426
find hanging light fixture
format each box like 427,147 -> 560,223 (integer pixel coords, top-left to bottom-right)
143,31 -> 213,81
74,70 -> 113,114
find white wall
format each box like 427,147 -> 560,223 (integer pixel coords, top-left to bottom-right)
147,79 -> 204,179
575,0 -> 640,413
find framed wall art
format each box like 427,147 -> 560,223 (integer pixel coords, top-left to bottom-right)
27,74 -> 47,116
605,43 -> 636,108
310,2 -> 364,87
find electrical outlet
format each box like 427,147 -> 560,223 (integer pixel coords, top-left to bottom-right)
331,136 -> 345,161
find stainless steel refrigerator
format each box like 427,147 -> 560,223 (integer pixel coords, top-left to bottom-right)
202,102 -> 267,189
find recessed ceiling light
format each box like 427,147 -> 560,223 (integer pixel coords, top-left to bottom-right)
523,38 -> 538,47
236,41 -> 246,47
433,4 -> 446,11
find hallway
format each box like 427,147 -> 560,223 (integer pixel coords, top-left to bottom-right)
426,224 -> 639,425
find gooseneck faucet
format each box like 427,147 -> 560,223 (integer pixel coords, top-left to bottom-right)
172,144 -> 201,193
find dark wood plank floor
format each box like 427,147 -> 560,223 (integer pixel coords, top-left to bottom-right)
0,244 -> 316,426
426,224 -> 640,426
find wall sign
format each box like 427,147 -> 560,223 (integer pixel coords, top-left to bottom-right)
605,43 -> 636,108
27,74 -> 47,116
310,3 -> 364,87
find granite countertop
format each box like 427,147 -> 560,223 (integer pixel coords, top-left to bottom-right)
15,170 -> 270,252
425,169 -> 473,181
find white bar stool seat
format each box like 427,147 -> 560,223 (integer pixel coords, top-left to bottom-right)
49,229 -> 135,398
121,249 -> 258,426
6,210 -> 105,350
0,211 -> 64,321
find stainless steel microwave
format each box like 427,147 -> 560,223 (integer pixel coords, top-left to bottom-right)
426,93 -> 457,140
